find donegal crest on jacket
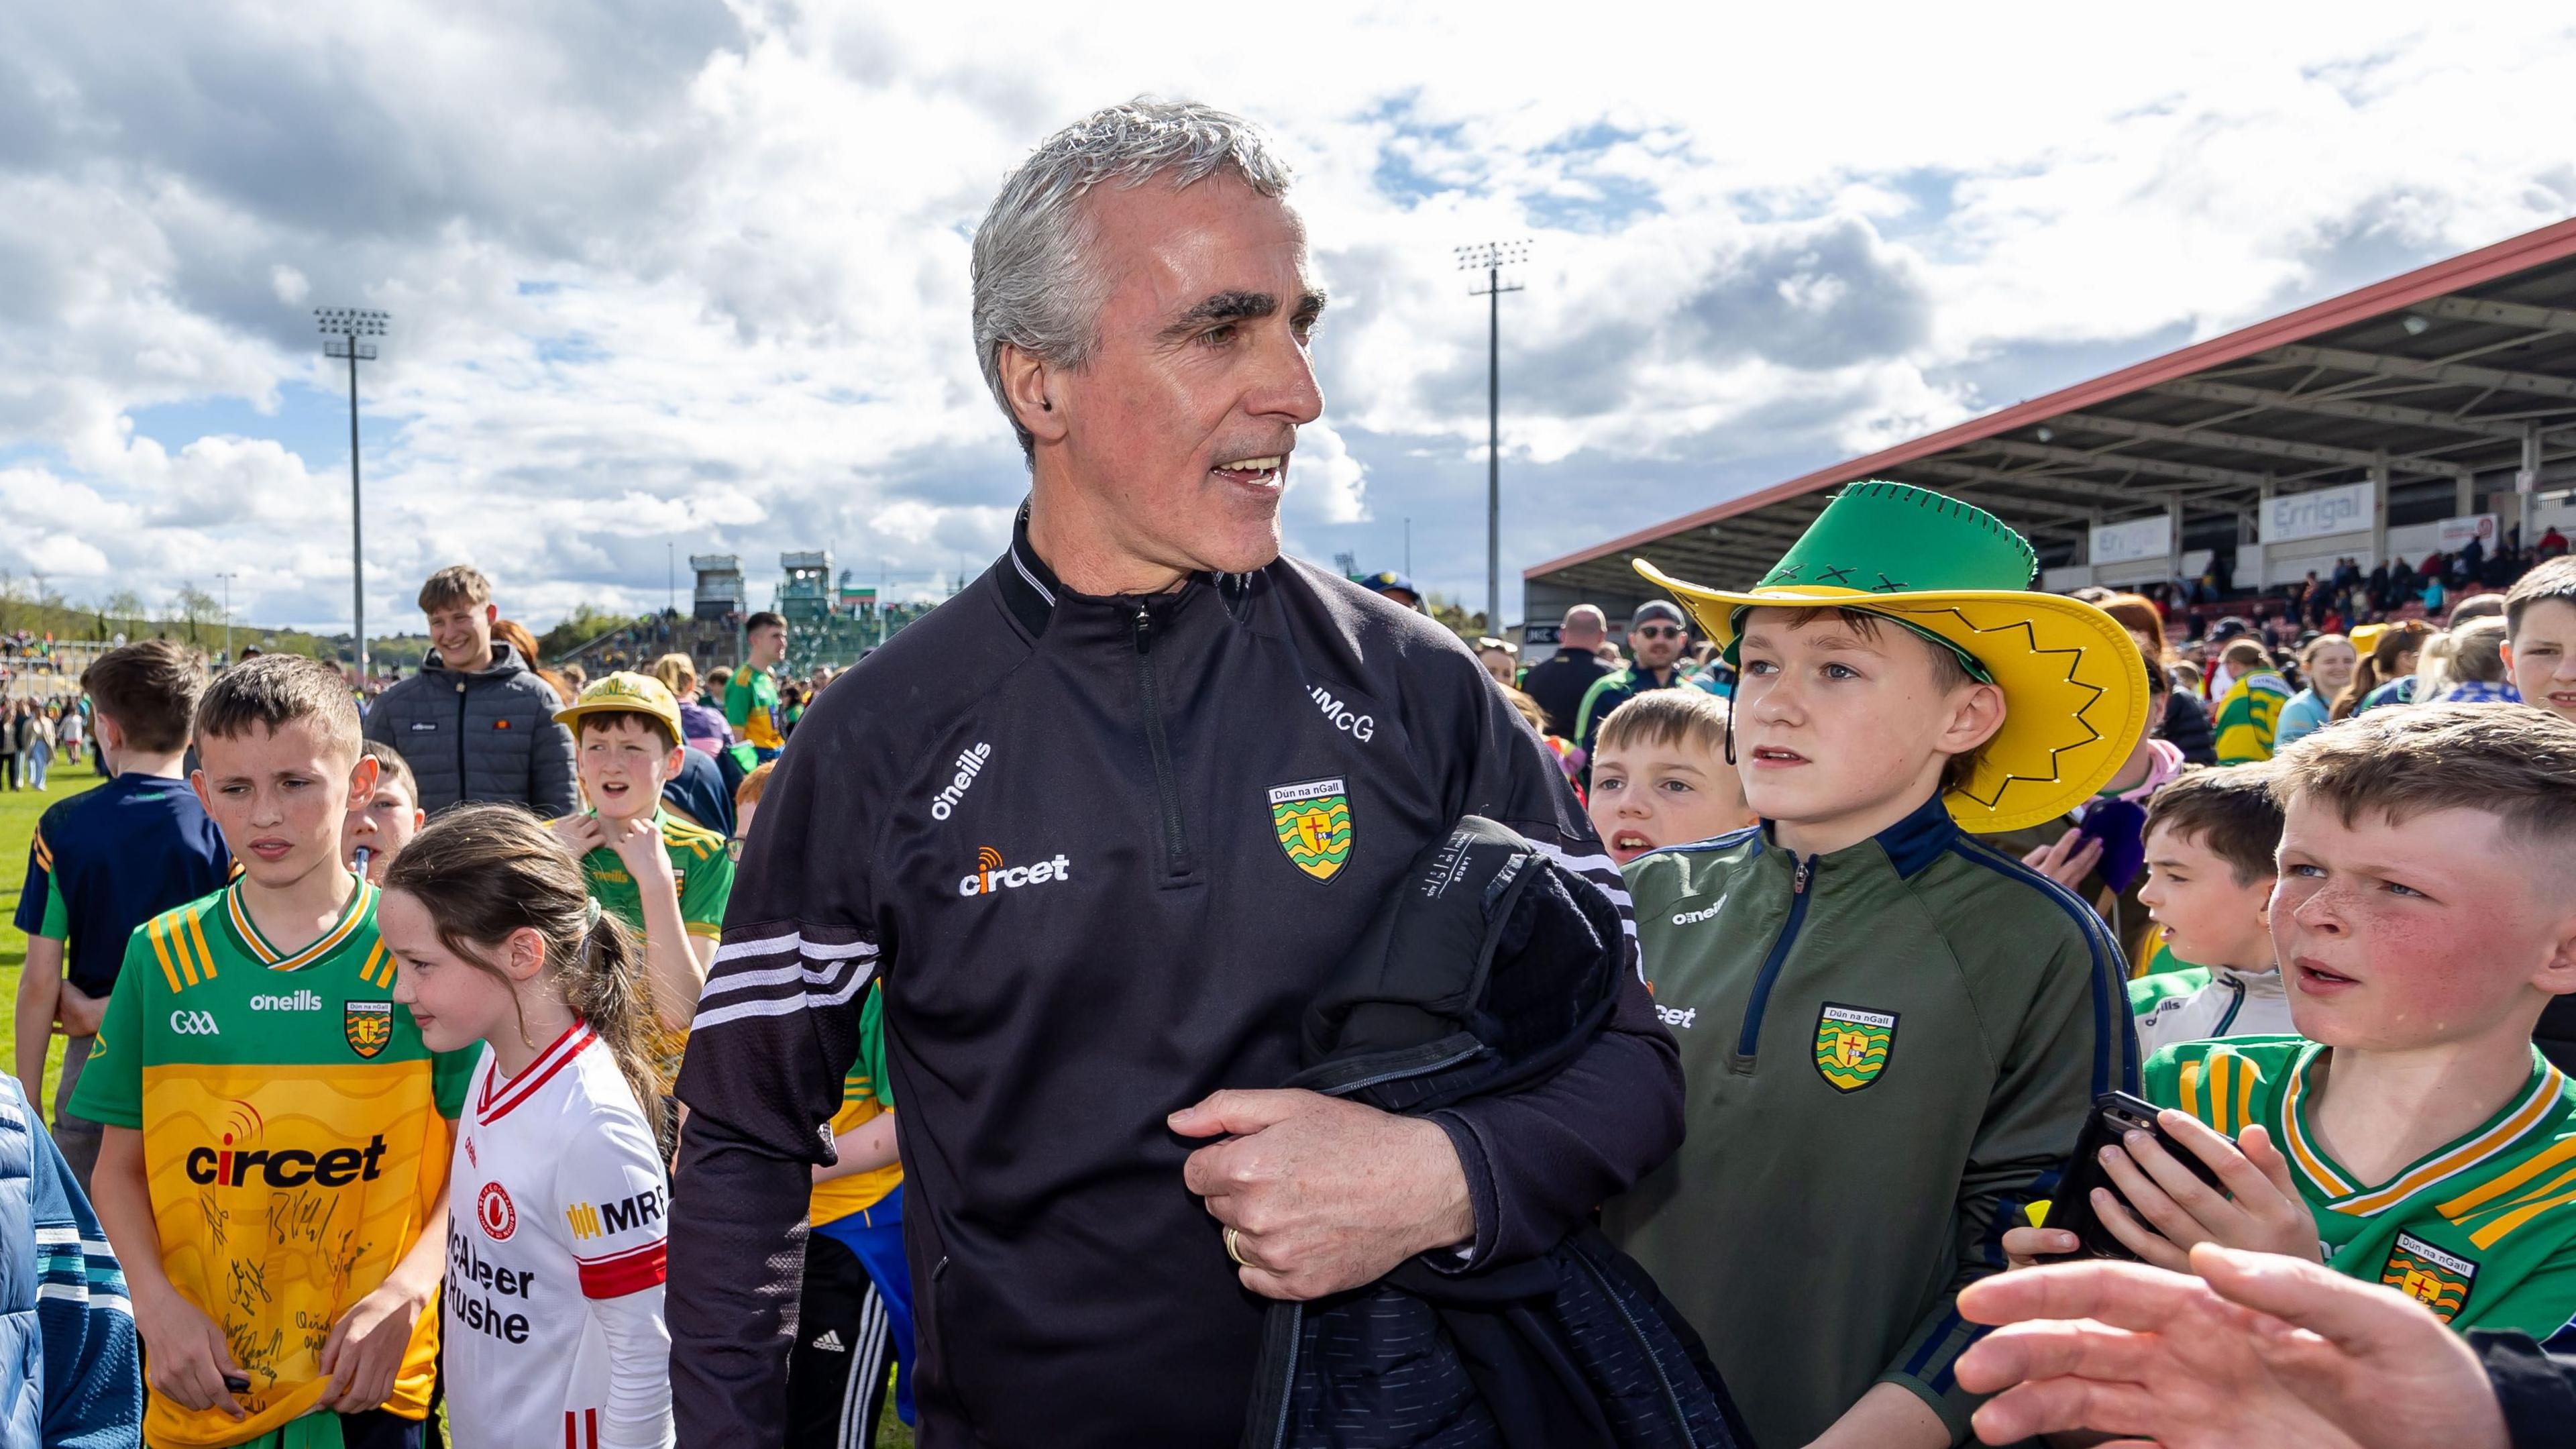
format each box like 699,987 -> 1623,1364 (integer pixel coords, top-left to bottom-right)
345,1000 -> 394,1059
1814,1004 -> 1896,1091
2381,1232 -> 2476,1322
1268,778 -> 1352,883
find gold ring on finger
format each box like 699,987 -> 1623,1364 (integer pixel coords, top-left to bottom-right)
1224,1226 -> 1250,1267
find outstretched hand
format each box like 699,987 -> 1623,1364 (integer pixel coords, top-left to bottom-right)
1171,1089 -> 1472,1301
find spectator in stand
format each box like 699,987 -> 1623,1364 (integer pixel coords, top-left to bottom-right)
2332,619 -> 2430,721
1520,604 -> 1613,739
2098,592 -> 2217,764
1571,600 -> 1690,765
2275,633 -> 2354,749
0,701 -> 17,792
2540,524 -> 2569,559
362,565 -> 580,816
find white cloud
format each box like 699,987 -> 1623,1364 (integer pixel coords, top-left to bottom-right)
3,2 -> 2574,628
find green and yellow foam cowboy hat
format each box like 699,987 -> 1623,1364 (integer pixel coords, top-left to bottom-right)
1633,480 -> 2149,834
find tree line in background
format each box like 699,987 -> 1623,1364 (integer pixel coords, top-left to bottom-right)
0,572 -> 655,672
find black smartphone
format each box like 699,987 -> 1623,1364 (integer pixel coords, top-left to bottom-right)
2037,1090 -> 2227,1263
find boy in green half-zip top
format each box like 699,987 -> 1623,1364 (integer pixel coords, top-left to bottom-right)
1605,483 -> 2147,1449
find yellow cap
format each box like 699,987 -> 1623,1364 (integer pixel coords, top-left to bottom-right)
553,670 -> 684,745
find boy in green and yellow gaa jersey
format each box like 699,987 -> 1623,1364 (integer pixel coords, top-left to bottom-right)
2150,1036 -> 2576,1336
551,672 -> 735,1094
73,875 -> 474,1445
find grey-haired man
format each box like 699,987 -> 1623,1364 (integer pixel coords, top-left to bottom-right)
668,99 -> 1680,1445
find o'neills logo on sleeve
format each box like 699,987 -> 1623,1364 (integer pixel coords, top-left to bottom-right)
957,846 -> 1071,898
929,742 -> 994,820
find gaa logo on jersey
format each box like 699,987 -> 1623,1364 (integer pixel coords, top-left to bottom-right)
1268,778 -> 1352,883
2381,1232 -> 2477,1322
345,1000 -> 394,1059
477,1181 -> 517,1242
1814,1003 -> 1898,1093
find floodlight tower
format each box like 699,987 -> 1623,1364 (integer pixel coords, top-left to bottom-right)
1454,242 -> 1528,633
316,307 -> 388,682
214,572 -> 237,665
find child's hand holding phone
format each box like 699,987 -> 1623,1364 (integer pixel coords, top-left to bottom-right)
2090,1110 -> 2322,1271
2008,1093 -> 2324,1273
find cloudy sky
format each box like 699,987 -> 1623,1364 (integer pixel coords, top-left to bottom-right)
5,3 -> 2575,633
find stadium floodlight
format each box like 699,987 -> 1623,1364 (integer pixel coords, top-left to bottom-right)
1455,243 -> 1529,634
317,308 -> 390,682
214,572 -> 237,665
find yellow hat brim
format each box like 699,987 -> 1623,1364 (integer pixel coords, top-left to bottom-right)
1634,558 -> 2149,834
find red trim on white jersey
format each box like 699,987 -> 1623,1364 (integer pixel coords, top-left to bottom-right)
563,1407 -> 600,1447
478,1023 -> 596,1124
577,1239 -> 668,1299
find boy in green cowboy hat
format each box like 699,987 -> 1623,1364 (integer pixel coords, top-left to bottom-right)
1600,481 -> 2147,1449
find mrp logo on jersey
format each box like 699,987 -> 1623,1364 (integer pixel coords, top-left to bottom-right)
566,1185 -> 669,1240
1309,686 -> 1375,743
957,847 -> 1071,898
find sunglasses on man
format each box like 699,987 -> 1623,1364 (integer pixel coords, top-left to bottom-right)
1631,625 -> 1685,641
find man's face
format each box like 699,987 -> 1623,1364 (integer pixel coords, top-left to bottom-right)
2506,598 -> 2576,723
2137,822 -> 2275,972
1629,618 -> 1686,670
1045,174 -> 1326,577
2271,795 -> 2572,1049
426,600 -> 496,667
578,716 -> 682,822
195,723 -> 375,892
747,624 -> 786,668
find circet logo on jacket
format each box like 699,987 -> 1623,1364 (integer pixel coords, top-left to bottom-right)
1268,779 -> 1352,882
345,1000 -> 394,1059
478,1181 -> 517,1241
1814,1004 -> 1897,1092
957,847 -> 1072,898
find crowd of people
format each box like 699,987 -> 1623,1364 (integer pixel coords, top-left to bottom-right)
9,96 -> 2576,1449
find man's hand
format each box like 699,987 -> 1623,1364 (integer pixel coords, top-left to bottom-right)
57,982 -> 107,1038
1955,1244 -> 2506,1449
2090,1114 -> 2322,1271
2021,830 -> 2104,892
131,1283 -> 248,1420
1171,1089 -> 1473,1301
317,1276 -> 431,1411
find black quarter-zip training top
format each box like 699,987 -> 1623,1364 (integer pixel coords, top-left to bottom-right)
669,510 -> 1682,1447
